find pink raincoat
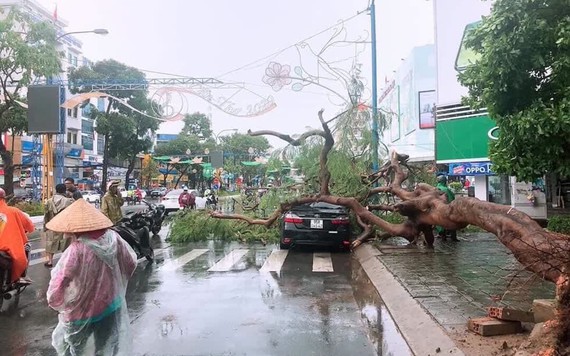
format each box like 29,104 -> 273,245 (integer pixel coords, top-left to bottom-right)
47,229 -> 137,355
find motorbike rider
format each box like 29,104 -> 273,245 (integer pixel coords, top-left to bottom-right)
0,188 -> 34,284
178,188 -> 195,209
101,181 -> 124,225
434,175 -> 458,241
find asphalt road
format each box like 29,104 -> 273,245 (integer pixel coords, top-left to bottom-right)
0,226 -> 411,356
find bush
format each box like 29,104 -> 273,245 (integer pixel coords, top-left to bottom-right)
449,181 -> 464,194
547,216 -> 570,235
168,210 -> 280,244
13,201 -> 44,216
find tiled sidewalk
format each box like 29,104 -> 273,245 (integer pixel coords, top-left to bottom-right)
375,233 -> 555,331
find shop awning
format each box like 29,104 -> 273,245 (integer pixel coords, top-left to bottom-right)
241,161 -> 262,166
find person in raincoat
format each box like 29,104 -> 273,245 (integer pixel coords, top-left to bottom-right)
101,180 -> 124,225
0,188 -> 34,284
434,175 -> 458,241
44,184 -> 74,267
46,198 -> 137,356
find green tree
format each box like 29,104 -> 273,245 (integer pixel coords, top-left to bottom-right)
69,59 -> 157,190
459,0 -> 570,181
0,9 -> 60,196
181,112 -> 213,139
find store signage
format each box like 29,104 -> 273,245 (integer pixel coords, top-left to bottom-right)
448,162 -> 493,176
487,126 -> 499,140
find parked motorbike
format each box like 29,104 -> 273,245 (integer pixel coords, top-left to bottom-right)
0,243 -> 30,311
112,213 -> 154,262
142,200 -> 166,235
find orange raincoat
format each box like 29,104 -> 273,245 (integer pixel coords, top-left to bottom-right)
0,200 -> 34,282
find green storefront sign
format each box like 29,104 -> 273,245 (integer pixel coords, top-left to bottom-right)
436,114 -> 496,162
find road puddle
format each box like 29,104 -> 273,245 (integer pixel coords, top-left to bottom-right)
351,258 -> 413,356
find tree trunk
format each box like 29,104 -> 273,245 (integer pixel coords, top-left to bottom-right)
125,154 -> 137,190
0,136 -> 15,197
174,165 -> 189,188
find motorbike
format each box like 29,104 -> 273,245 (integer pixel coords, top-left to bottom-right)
0,243 -> 30,311
206,194 -> 218,210
112,212 -> 154,262
142,200 -> 166,235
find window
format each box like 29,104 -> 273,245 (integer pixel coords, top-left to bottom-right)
73,107 -> 78,118
67,131 -> 78,145
67,108 -> 72,117
487,175 -> 511,205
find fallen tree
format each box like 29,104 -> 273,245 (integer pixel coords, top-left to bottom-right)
211,109 -> 570,353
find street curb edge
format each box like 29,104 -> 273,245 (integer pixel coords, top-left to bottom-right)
353,243 -> 465,356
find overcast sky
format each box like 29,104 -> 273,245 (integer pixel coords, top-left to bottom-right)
38,0 -> 434,149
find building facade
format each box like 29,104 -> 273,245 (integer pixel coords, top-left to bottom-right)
433,0 -> 546,219
379,44 -> 436,163
0,0 -> 105,190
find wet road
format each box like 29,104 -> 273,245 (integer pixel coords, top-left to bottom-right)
0,227 -> 410,356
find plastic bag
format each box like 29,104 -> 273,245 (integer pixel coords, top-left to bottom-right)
47,229 -> 137,355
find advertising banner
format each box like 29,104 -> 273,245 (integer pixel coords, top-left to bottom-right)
448,162 -> 493,176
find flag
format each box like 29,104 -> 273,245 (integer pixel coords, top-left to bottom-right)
53,5 -> 58,22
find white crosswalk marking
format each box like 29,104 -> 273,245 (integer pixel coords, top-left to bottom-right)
312,252 -> 334,272
259,249 -> 289,273
162,249 -> 209,271
208,249 -> 249,272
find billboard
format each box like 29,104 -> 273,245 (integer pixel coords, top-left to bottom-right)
418,90 -> 436,129
434,0 -> 493,106
27,85 -> 62,134
436,114 -> 495,162
448,162 -> 493,176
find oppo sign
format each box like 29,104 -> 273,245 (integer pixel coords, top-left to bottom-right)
487,126 -> 499,140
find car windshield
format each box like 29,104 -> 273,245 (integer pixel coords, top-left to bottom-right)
292,202 -> 345,211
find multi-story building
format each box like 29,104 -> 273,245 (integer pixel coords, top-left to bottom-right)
378,44 -> 436,163
433,0 -> 546,219
0,0 -> 105,190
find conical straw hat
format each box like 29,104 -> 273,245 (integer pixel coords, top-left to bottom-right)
46,198 -> 113,233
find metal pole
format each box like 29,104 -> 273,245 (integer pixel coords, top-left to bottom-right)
370,0 -> 379,172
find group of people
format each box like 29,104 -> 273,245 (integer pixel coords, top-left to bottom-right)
0,178 -> 136,355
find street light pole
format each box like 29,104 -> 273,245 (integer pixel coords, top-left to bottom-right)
370,0 -> 379,172
56,29 -> 109,41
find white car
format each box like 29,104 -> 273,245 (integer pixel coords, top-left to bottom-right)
81,190 -> 101,204
161,189 -> 206,213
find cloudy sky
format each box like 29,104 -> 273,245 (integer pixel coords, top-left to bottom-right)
38,0 -> 434,148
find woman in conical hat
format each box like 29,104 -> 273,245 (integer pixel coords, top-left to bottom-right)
46,199 -> 137,356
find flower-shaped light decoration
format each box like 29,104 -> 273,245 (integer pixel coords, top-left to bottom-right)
262,62 -> 292,92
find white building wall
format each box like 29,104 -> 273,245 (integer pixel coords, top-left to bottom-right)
379,44 -> 436,162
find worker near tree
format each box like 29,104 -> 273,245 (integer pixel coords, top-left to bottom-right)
435,175 -> 458,241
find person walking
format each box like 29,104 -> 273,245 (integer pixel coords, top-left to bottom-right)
0,188 -> 34,284
101,181 -> 124,225
43,184 -> 74,268
46,198 -> 137,356
435,175 -> 458,241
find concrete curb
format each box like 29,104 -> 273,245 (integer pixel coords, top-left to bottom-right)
354,244 -> 465,356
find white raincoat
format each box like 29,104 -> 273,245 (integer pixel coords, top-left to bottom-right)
47,229 -> 137,355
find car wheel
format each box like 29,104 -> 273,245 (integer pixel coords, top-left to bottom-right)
279,242 -> 290,250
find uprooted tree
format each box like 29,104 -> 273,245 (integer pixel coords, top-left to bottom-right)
211,109 -> 570,353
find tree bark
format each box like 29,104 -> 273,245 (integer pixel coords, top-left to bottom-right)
125,154 -> 137,190
100,101 -> 113,193
0,135 -> 14,197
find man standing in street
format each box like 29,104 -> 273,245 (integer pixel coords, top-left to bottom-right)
44,184 -> 74,268
0,188 -> 34,284
64,177 -> 82,200
435,175 -> 458,241
101,181 -> 124,224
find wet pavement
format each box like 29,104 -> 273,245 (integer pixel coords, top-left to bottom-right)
376,232 -> 556,332
0,225 -> 410,356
